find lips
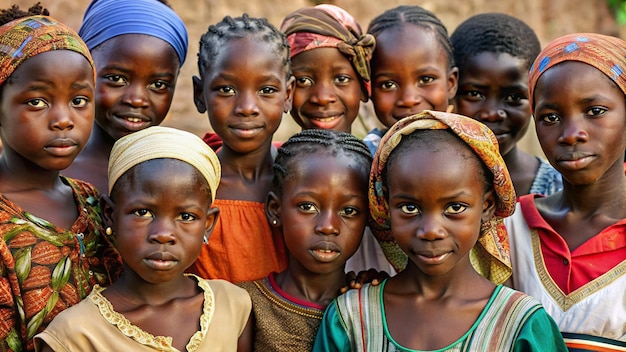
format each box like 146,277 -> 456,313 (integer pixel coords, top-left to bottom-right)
556,151 -> 596,170
309,241 -> 342,262
44,138 -> 79,157
228,123 -> 264,138
144,251 -> 179,270
114,113 -> 152,132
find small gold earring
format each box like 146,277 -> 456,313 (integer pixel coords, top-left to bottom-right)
105,227 -> 113,236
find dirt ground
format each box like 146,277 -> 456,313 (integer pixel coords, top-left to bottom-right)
11,0 -> 621,156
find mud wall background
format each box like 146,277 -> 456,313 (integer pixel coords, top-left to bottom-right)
13,0 -> 622,156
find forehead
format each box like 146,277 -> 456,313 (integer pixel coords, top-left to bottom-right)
461,52 -> 528,80
208,36 -> 287,76
91,34 -> 180,69
7,50 -> 94,86
372,25 -> 448,68
291,47 -> 355,72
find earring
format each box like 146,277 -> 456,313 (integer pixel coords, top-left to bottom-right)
203,235 -> 209,244
271,219 -> 277,225
105,227 -> 113,236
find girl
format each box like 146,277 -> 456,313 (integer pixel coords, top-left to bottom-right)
451,13 -> 562,197
363,5 -> 458,155
188,14 -> 293,283
63,0 -> 188,194
0,10 -> 121,352
35,126 -> 252,351
238,129 -> 372,351
506,33 -> 626,349
280,4 -> 375,133
313,111 -> 567,351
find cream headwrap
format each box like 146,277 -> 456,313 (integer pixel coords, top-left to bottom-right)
108,126 -> 221,202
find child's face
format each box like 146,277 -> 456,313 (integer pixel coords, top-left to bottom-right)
267,152 -> 368,274
91,34 -> 180,141
193,36 -> 293,154
103,159 -> 218,284
0,51 -> 94,171
290,48 -> 363,133
455,52 -> 531,157
386,144 -> 495,277
533,61 -> 626,185
371,25 -> 458,128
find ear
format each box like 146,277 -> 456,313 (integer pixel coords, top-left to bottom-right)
192,75 -> 207,114
481,190 -> 497,223
203,207 -> 220,242
100,194 -> 116,231
447,67 -> 459,101
283,75 -> 295,113
265,191 -> 282,227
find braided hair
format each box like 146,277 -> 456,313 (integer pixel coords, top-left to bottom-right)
0,2 -> 49,26
273,129 -> 372,195
197,14 -> 291,79
367,5 -> 455,69
450,13 -> 541,72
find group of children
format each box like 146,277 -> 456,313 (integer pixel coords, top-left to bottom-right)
0,0 -> 623,351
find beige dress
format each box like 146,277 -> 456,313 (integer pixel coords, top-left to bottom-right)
34,275 -> 251,352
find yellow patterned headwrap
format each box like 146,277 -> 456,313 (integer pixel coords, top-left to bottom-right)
0,15 -> 95,86
108,126 -> 221,202
369,110 -> 516,284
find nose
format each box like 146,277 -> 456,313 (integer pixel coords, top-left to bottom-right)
396,85 -> 423,108
558,116 -> 589,145
315,210 -> 340,236
148,219 -> 177,245
477,99 -> 506,123
309,81 -> 337,106
122,83 -> 150,108
234,90 -> 260,117
416,216 -> 446,241
50,105 -> 74,131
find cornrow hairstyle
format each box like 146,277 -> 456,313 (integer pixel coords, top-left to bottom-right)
0,2 -> 49,26
197,13 -> 290,79
273,129 -> 373,196
450,13 -> 541,72
367,5 -> 455,69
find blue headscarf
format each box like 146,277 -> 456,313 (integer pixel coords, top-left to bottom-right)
78,0 -> 188,65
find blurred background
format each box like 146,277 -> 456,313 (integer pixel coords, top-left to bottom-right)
13,0 -> 625,156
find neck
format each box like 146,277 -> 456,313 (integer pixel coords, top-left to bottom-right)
82,123 -> 115,158
0,153 -> 63,193
107,269 -> 196,306
275,262 -> 346,307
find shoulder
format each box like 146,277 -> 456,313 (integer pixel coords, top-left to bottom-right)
61,176 -> 100,199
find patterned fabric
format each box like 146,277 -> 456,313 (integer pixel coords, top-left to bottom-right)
238,273 -> 325,352
35,275 -> 252,351
187,199 -> 288,283
0,15 -> 95,86
528,33 -> 626,110
0,177 -> 121,352
108,126 -> 221,202
79,0 -> 188,64
312,282 -> 567,351
368,110 -> 516,284
280,4 -> 375,97
362,127 -> 387,156
528,158 -> 563,196
506,201 -> 626,345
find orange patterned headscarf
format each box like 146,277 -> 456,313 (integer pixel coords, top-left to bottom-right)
528,33 -> 626,111
369,110 -> 516,284
281,4 -> 375,99
0,15 -> 95,86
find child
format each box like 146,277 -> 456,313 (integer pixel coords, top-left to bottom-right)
62,0 -> 188,194
0,11 -> 121,352
451,13 -> 562,197
505,33 -> 626,349
363,5 -> 459,155
238,129 -> 372,351
35,126 -> 253,351
188,14 -> 293,283
280,4 -> 375,133
313,111 -> 567,351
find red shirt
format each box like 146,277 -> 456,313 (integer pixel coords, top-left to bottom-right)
519,194 -> 626,294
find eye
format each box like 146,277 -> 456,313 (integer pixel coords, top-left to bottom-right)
399,203 -> 420,215
259,86 -> 278,95
334,75 -> 351,85
586,106 -> 607,117
539,112 -> 560,124
177,213 -> 197,222
297,202 -> 318,213
26,98 -> 48,108
295,77 -> 313,88
503,93 -> 526,105
378,81 -> 398,91
217,86 -> 235,95
461,90 -> 484,101
418,76 -> 435,85
133,209 -> 153,218
445,203 -> 467,215
340,206 -> 359,217
105,74 -> 126,85
71,97 -> 89,108
148,80 -> 170,91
